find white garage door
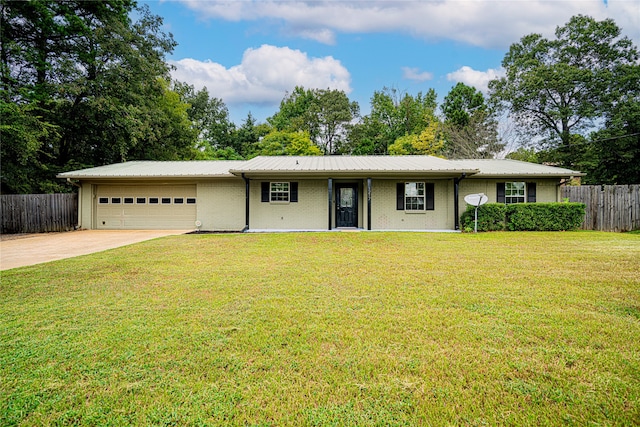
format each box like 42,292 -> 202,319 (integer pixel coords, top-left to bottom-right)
96,185 -> 197,229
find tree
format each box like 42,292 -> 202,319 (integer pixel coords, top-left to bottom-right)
307,89 -> 359,154
442,82 -> 485,128
251,130 -> 322,157
176,82 -> 236,158
580,99 -> 640,184
345,87 -> 438,155
505,147 -> 541,163
267,86 -> 358,154
442,83 -> 503,159
388,113 -> 444,155
488,15 -> 639,168
231,113 -> 271,158
1,1 -> 192,193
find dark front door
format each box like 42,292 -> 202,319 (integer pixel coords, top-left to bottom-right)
336,184 -> 358,228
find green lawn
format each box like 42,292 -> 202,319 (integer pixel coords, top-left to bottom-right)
1,232 -> 639,426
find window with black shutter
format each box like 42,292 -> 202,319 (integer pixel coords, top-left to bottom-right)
527,182 -> 537,202
425,183 -> 435,211
397,182 -> 434,211
498,182 -> 533,204
261,182 -> 298,203
497,182 -> 506,203
396,183 -> 405,210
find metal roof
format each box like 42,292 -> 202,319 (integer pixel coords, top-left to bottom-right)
229,156 -> 479,177
57,160 -> 244,179
449,159 -> 584,178
57,157 -> 584,180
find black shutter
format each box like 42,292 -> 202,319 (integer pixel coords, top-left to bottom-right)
527,182 -> 537,203
261,182 -> 269,202
425,183 -> 435,210
290,182 -> 298,202
396,183 -> 405,210
496,182 -> 506,203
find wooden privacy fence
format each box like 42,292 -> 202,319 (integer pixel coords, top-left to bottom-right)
561,185 -> 640,232
1,193 -> 78,234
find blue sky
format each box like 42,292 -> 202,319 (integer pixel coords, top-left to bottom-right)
141,0 -> 639,125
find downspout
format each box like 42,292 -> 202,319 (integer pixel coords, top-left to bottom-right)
242,173 -> 250,232
66,178 -> 81,230
453,173 -> 466,230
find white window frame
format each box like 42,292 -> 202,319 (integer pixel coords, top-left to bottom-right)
270,182 -> 290,202
405,182 -> 425,211
505,182 -> 526,204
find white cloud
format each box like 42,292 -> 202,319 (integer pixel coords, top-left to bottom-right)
169,45 -> 352,106
446,66 -> 506,94
402,67 -> 433,82
180,0 -> 640,48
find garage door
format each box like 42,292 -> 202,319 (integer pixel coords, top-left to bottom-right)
96,185 -> 197,229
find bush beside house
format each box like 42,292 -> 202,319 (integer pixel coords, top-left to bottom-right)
461,203 -> 586,232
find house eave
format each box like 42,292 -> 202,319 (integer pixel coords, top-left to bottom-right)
229,169 -> 480,179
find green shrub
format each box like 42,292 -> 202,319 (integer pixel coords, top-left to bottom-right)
460,203 -> 506,232
505,203 -> 586,231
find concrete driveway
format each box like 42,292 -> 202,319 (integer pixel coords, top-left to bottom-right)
0,230 -> 186,270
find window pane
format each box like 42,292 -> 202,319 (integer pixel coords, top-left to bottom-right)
111,197 -> 121,204
136,197 -> 146,204
405,182 -> 425,210
174,198 -> 184,204
406,197 -> 424,210
270,182 -> 289,202
505,182 -> 525,203
161,198 -> 171,204
405,182 -> 424,197
186,198 -> 196,204
124,197 -> 134,204
98,197 -> 109,204
149,197 -> 159,204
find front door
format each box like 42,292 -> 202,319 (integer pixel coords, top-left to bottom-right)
336,184 -> 358,228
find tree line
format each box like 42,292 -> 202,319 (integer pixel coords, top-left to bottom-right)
1,1 -> 638,194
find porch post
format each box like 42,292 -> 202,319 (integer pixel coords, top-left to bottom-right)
242,173 -> 250,232
328,178 -> 333,230
367,177 -> 372,230
453,173 -> 466,230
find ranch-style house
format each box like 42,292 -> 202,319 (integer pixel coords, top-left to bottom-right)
58,156 -> 583,232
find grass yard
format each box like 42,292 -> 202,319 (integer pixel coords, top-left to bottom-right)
1,231 -> 639,426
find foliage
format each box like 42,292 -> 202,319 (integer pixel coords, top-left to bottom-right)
2,232 -> 639,425
0,1 -> 193,193
268,86 -> 358,154
251,130 -> 322,156
233,113 -> 271,158
175,82 -> 236,156
460,203 -> 507,232
441,83 -> 503,159
441,111 -> 503,159
388,115 -> 444,155
505,147 -> 541,163
345,87 -> 439,155
489,15 -> 639,169
442,82 -> 486,128
505,203 -> 586,231
580,98 -> 640,184
462,202 -> 586,232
